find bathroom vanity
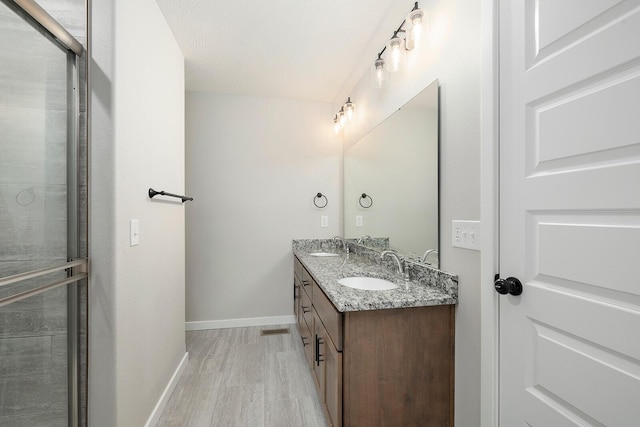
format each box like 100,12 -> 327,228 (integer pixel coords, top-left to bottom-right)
293,240 -> 457,426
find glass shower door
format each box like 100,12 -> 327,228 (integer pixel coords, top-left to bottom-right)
0,1 -> 86,426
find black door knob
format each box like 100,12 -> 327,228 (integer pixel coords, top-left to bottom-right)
494,276 -> 523,296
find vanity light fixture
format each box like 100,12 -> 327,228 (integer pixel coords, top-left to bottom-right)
371,2 -> 425,83
333,98 -> 356,134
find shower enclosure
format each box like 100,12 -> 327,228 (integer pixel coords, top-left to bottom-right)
0,0 -> 88,426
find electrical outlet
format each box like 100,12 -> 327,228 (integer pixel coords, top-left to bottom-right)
321,216 -> 329,227
130,219 -> 140,246
452,220 -> 480,250
355,215 -> 363,227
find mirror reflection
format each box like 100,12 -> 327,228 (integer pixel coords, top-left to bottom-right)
344,79 -> 439,266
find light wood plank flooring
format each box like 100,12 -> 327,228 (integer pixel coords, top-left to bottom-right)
157,325 -> 328,427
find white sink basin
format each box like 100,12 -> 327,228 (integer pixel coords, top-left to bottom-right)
338,277 -> 398,291
309,252 -> 341,257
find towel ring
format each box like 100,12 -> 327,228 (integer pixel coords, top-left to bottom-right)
314,192 -> 328,208
359,193 -> 373,208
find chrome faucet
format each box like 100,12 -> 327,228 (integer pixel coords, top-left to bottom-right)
420,249 -> 439,264
381,250 -> 410,285
333,235 -> 348,254
381,250 -> 403,275
356,235 -> 371,244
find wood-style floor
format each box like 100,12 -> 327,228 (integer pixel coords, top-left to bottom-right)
157,325 -> 328,427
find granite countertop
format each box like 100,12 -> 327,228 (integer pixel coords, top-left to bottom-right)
293,240 -> 457,312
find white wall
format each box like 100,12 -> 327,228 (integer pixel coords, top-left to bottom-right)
90,0 -> 186,425
185,93 -> 341,325
341,0 -> 482,424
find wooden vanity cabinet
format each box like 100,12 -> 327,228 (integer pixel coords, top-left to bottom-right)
293,256 -> 454,427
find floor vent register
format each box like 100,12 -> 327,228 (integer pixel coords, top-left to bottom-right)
260,328 -> 290,336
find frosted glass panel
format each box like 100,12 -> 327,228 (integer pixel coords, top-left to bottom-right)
0,1 -> 70,425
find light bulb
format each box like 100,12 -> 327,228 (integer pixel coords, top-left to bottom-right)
338,108 -> 346,127
373,57 -> 386,88
406,8 -> 424,50
333,115 -> 340,134
386,35 -> 404,72
344,98 -> 355,121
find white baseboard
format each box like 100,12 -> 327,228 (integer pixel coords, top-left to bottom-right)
144,351 -> 189,427
185,315 -> 296,331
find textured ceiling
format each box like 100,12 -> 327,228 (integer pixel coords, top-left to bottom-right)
155,0 -> 411,104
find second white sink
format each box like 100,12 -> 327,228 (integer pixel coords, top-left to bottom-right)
338,277 -> 398,291
309,252 -> 341,257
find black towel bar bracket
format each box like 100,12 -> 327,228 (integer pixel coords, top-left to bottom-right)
148,188 -> 193,203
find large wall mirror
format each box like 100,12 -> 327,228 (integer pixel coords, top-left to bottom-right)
344,79 -> 439,266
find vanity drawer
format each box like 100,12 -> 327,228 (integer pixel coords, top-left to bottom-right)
313,282 -> 343,351
301,283 -> 314,330
301,267 -> 313,297
300,313 -> 314,369
294,257 -> 304,282
301,277 -> 312,300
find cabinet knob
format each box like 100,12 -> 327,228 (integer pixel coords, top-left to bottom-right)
301,336 -> 308,347
302,305 -> 311,313
302,280 -> 310,287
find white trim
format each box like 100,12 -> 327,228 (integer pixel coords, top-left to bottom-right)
144,352 -> 189,427
480,0 -> 500,426
185,315 -> 297,331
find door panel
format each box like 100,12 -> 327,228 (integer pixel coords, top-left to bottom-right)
530,0 -> 630,64
499,1 -> 640,425
532,71 -> 640,168
526,320 -> 640,424
535,217 -> 640,294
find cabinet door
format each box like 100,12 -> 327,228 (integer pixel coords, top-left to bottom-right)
315,317 -> 342,427
324,332 -> 342,427
313,317 -> 326,394
301,317 -> 314,369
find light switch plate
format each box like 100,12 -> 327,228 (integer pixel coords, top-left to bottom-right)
130,219 -> 140,246
452,220 -> 480,250
355,215 -> 363,227
321,216 -> 328,227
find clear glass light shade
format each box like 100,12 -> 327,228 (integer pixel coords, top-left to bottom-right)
338,108 -> 346,127
344,98 -> 355,121
386,36 -> 405,72
333,115 -> 340,134
405,8 -> 425,50
373,57 -> 387,88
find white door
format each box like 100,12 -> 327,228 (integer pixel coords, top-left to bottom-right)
499,1 -> 640,425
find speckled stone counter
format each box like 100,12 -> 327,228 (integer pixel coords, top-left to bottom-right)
293,239 -> 458,312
